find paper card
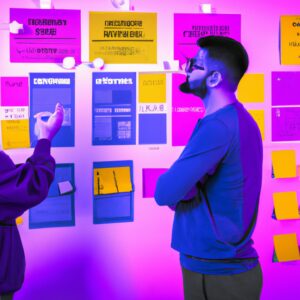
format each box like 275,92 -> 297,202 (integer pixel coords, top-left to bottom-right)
94,193 -> 132,223
174,14 -> 241,66
29,164 -> 75,229
92,72 -> 136,145
1,120 -> 30,149
142,168 -> 168,198
58,181 -> 74,195
272,107 -> 300,142
248,110 -> 265,141
280,16 -> 300,65
237,74 -> 264,103
172,73 -> 205,146
29,195 -> 74,229
94,167 -> 132,195
272,72 -> 300,106
139,73 -> 166,103
273,233 -> 300,262
93,160 -> 134,224
139,114 -> 167,144
0,77 -> 28,106
89,12 -> 157,63
29,73 -> 75,147
273,191 -> 300,220
10,8 -> 81,63
271,150 -> 297,179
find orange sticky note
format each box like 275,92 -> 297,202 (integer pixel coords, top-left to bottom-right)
271,150 -> 297,178
1,119 -> 30,149
274,233 -> 300,262
280,16 -> 300,65
94,167 -> 132,195
248,110 -> 265,141
139,73 -> 166,103
273,191 -> 300,220
237,74 -> 264,103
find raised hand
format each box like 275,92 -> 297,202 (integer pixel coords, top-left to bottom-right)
34,103 -> 64,141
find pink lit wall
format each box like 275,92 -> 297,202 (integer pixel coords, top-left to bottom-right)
1,0 -> 300,300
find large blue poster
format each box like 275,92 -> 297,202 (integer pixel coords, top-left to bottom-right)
29,164 -> 75,229
92,72 -> 136,145
29,73 -> 75,147
93,160 -> 134,224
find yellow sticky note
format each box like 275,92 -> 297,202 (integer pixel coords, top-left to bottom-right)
274,233 -> 300,262
94,167 -> 132,195
280,16 -> 300,65
237,74 -> 264,103
273,191 -> 300,220
139,73 -> 166,103
248,110 -> 265,141
16,216 -> 23,225
114,167 -> 132,192
271,150 -> 297,178
1,120 -> 30,149
89,12 -> 157,63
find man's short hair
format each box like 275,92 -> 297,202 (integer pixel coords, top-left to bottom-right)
197,36 -> 249,91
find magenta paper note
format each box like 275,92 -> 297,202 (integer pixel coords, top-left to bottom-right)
272,72 -> 300,106
10,8 -> 81,63
142,168 -> 168,198
0,77 -> 28,106
172,74 -> 205,146
174,14 -> 241,65
272,107 -> 300,141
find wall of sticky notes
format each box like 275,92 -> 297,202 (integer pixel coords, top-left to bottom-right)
1,1 -> 300,300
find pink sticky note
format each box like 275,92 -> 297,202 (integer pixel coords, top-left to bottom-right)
143,168 -> 168,198
174,14 -> 241,65
172,74 -> 205,146
1,77 -> 28,106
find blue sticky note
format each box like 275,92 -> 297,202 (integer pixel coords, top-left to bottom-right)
139,114 -> 167,144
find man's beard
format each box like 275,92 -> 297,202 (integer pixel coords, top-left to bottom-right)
179,77 -> 207,99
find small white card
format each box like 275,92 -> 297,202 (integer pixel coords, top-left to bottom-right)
58,181 -> 73,195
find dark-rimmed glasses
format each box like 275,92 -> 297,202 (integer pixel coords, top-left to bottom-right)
185,57 -> 205,73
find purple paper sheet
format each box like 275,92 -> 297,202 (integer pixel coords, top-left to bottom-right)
174,14 -> 241,65
142,168 -> 168,198
10,8 -> 81,63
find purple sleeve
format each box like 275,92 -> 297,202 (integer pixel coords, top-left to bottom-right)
0,139 -> 55,221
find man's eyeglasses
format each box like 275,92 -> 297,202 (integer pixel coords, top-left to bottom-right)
185,57 -> 205,73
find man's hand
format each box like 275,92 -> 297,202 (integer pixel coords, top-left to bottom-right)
34,103 -> 64,141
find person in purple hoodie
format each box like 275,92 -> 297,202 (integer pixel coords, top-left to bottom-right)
155,36 -> 263,300
0,103 -> 64,300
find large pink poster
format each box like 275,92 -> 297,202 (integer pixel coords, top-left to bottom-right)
172,74 -> 205,146
174,14 -> 241,65
10,8 -> 81,63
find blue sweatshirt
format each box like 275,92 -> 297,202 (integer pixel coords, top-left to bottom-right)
155,102 -> 263,275
0,139 -> 55,294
